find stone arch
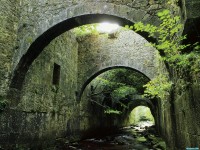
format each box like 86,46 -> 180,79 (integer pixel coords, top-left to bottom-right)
78,66 -> 156,125
128,98 -> 155,118
78,66 -> 150,101
80,65 -> 156,124
10,2 -> 159,92
127,98 -> 156,125
77,28 -> 163,101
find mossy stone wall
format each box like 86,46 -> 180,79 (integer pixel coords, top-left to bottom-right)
0,31 -> 80,148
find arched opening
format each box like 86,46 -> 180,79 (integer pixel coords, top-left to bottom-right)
9,15 -> 131,91
128,106 -> 155,127
78,66 -> 150,135
9,14 -> 155,93
79,67 -> 150,122
4,13 -> 165,148
78,66 -> 150,101
2,2 -> 200,148
74,67 -> 166,149
4,20 -> 162,144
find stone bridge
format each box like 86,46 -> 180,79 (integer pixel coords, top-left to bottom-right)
77,29 -> 162,100
0,0 -> 200,149
10,1 -> 162,92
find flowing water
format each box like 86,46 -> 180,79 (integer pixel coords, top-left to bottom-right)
55,121 -> 166,150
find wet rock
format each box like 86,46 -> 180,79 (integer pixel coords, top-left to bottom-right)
85,138 -> 104,143
136,136 -> 147,142
114,136 -> 131,145
123,135 -> 135,141
153,141 -> 166,150
68,145 -> 78,149
143,141 -> 152,147
132,143 -> 149,150
57,124 -> 166,149
71,142 -> 79,147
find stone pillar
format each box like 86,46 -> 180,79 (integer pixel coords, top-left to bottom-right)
0,0 -> 19,104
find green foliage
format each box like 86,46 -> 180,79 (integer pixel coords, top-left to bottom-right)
104,108 -> 122,114
134,9 -> 184,57
133,9 -> 200,71
102,69 -> 149,94
143,74 -> 172,99
72,24 -> 99,36
93,69 -> 149,99
112,86 -> 136,101
128,9 -> 200,99
95,77 -> 126,91
90,68 -> 149,114
190,42 -> 200,74
129,106 -> 154,125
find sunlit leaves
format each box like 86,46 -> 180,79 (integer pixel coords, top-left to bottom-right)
134,9 -> 183,47
73,24 -> 99,36
194,42 -> 200,52
143,74 -> 172,99
133,22 -> 157,37
133,9 -> 199,71
104,108 -> 122,114
90,69 -> 149,114
157,9 -> 170,18
131,9 -> 200,99
95,69 -> 148,99
112,86 -> 137,101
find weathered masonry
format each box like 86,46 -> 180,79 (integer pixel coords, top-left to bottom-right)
0,0 -> 200,149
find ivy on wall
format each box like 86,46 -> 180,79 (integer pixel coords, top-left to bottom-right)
128,9 -> 200,99
72,24 -> 99,36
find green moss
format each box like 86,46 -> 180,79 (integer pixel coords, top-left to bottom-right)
26,37 -> 33,43
0,27 -> 10,41
72,24 -> 99,37
0,96 -> 7,112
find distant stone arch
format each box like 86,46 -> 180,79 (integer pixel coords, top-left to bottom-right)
78,66 -> 150,101
128,98 -> 155,118
126,99 -> 156,126
77,29 -> 165,101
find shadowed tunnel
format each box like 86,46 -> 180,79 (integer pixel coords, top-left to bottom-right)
1,1 -> 200,148
79,67 -> 157,126
5,14 -> 166,148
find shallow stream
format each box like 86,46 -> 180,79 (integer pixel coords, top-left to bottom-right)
56,122 -> 166,150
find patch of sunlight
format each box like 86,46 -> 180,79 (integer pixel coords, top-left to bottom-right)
129,106 -> 155,126
96,22 -> 120,33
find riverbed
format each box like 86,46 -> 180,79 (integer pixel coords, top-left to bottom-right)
55,121 -> 166,150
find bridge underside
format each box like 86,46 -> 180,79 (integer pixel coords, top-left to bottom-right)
0,1 -> 200,149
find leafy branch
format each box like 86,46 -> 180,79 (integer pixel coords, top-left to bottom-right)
127,9 -> 200,99
87,69 -> 149,114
